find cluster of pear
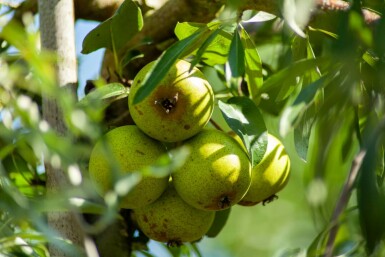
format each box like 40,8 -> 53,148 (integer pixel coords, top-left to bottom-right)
88,59 -> 291,246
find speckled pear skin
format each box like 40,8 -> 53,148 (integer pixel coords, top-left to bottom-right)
238,134 -> 291,206
172,129 -> 252,211
134,183 -> 215,245
88,125 -> 169,209
128,59 -> 214,143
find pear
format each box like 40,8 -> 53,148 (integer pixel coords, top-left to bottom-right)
134,183 -> 215,246
172,129 -> 251,211
238,134 -> 291,206
128,59 -> 214,142
88,125 -> 169,209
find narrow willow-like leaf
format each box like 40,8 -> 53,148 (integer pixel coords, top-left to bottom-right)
132,29 -> 206,104
218,97 -> 267,166
206,208 -> 231,238
189,28 -> 222,71
357,120 -> 385,254
78,83 -> 128,107
228,28 -> 245,77
280,77 -> 325,137
261,58 -> 328,94
240,26 -> 263,103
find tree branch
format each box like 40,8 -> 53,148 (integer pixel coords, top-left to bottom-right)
38,0 -> 86,256
323,150 -> 366,257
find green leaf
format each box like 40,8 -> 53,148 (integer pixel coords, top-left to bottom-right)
111,0 -> 143,51
239,27 -> 263,103
280,77 -> 325,136
218,97 -> 267,166
174,21 -> 231,66
79,83 -> 128,106
206,208 -> 231,238
140,146 -> 190,178
120,49 -> 144,69
261,58 -> 328,98
132,28 -> 206,104
189,28 -> 222,71
81,0 -> 143,54
81,19 -> 112,54
174,22 -> 206,39
228,28 -> 245,77
357,120 -> 385,254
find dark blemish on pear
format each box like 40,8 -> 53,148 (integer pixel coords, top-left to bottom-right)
184,124 -> 190,130
219,196 -> 231,209
167,239 -> 182,247
155,93 -> 179,114
262,194 -> 278,206
135,150 -> 145,155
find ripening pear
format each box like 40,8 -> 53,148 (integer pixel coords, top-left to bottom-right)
134,183 -> 215,246
128,59 -> 214,142
239,134 -> 291,206
172,129 -> 252,211
88,125 -> 169,209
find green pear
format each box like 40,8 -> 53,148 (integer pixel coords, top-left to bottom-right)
88,125 -> 169,209
238,134 -> 291,206
128,59 -> 214,142
172,129 -> 251,211
134,183 -> 215,246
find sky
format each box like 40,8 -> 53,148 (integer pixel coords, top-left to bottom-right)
75,20 -> 105,99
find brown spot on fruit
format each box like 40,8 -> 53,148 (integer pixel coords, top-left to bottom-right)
134,106 -> 143,115
142,215 -> 148,223
184,124 -> 190,130
154,93 -> 179,114
167,239 -> 182,247
135,150 -> 145,155
239,200 -> 259,206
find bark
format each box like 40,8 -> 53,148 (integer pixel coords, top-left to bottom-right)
38,0 -> 86,256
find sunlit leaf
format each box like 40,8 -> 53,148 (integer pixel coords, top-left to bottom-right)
175,21 -> 231,66
218,97 -> 267,166
239,27 -> 263,103
282,0 -> 315,38
242,11 -> 276,23
140,146 -> 190,178
280,77 -> 325,137
261,58 -> 328,95
189,28 -> 222,71
79,83 -> 128,106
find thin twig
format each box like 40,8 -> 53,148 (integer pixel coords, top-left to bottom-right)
324,116 -> 385,257
323,150 -> 366,257
209,119 -> 224,131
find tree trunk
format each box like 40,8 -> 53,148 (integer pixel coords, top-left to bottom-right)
38,0 -> 86,256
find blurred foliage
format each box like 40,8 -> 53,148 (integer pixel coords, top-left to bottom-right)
1,0 -> 385,256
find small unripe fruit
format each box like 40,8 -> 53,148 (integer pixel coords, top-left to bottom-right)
239,134 -> 290,206
88,125 -> 168,209
134,183 -> 215,246
172,129 -> 252,211
128,59 -> 214,142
